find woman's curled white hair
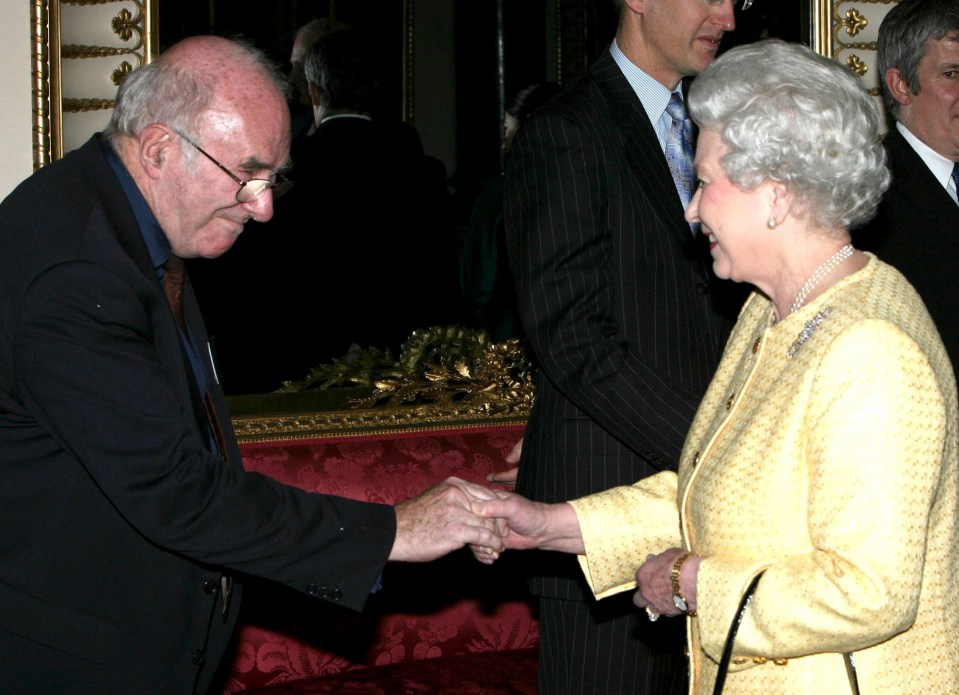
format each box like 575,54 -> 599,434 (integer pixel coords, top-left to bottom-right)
688,39 -> 890,231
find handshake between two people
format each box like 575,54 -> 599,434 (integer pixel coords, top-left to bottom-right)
388,476 -> 584,564
389,474 -> 699,620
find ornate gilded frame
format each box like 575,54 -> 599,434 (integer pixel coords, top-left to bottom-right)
229,327 -> 535,443
813,0 -> 900,99
31,0 -> 156,170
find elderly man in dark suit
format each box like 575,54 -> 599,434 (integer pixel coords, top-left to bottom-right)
501,0 -> 743,692
855,0 -> 959,368
0,36 -> 500,694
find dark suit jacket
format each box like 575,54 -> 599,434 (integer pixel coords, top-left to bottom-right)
855,126 -> 959,371
0,136 -> 396,693
505,50 -> 735,600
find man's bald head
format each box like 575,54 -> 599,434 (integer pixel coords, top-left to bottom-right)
107,36 -> 290,147
105,36 -> 293,259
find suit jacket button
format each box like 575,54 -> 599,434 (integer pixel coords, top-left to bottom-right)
192,649 -> 205,666
696,281 -> 709,295
202,579 -> 218,595
331,589 -> 343,601
319,587 -> 331,599
305,582 -> 318,595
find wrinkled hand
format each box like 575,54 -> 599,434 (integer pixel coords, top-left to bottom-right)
471,493 -> 585,562
487,436 -> 523,488
633,548 -> 700,617
390,477 -> 505,563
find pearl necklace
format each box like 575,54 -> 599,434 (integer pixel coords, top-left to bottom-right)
789,243 -> 854,315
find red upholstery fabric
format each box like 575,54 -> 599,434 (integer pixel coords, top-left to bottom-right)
237,649 -> 537,695
225,423 -> 537,693
237,648 -> 539,694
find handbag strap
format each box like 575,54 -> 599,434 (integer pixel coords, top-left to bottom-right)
712,571 -> 765,695
711,570 -> 860,695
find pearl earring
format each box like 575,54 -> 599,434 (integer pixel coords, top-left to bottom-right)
767,217 -> 777,229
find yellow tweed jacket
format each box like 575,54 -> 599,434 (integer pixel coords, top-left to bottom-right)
570,256 -> 959,694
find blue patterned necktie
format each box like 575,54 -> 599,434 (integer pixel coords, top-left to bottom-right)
664,93 -> 698,234
952,162 -> 959,205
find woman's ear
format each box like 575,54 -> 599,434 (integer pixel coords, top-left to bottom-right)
767,181 -> 791,228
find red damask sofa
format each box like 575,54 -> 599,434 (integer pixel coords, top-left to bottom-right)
222,386 -> 539,694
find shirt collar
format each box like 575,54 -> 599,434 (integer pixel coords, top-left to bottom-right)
319,113 -> 373,125
610,38 -> 684,150
897,121 -> 957,196
99,134 -> 171,275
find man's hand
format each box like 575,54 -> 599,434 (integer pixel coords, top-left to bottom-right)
389,477 -> 505,563
487,436 -> 523,488
471,493 -> 585,557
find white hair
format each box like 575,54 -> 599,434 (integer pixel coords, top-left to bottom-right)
688,40 -> 890,231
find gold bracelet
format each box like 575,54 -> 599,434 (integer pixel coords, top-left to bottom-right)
671,552 -> 697,617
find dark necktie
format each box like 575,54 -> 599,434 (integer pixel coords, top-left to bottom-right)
162,254 -> 187,332
952,162 -> 959,205
162,254 -> 233,617
162,254 -> 228,458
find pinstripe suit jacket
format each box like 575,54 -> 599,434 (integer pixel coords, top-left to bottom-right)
854,126 -> 959,371
504,49 -> 735,599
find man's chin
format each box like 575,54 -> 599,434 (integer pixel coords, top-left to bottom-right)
197,232 -> 243,259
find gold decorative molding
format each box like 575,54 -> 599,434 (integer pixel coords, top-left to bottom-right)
234,326 -> 535,443
32,0 -> 59,168
839,8 -> 868,37
232,404 -> 529,444
63,97 -> 116,112
845,54 -> 868,75
401,0 -> 414,124
61,44 -> 138,59
32,0 -> 157,168
279,326 -> 536,413
814,0 -> 901,127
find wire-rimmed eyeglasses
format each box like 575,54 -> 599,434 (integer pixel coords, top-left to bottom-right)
174,130 -> 293,204
705,0 -> 754,10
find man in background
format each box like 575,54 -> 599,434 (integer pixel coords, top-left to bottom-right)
855,0 -> 959,369
193,28 -> 460,392
287,16 -> 349,141
502,0 -> 741,692
0,36 -> 499,694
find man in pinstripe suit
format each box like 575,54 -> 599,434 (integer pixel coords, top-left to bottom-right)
503,0 -> 741,692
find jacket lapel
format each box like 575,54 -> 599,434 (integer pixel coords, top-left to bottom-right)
884,127 -> 959,235
591,51 -> 708,272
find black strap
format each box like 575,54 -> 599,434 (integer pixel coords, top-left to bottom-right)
713,571 -> 764,695
712,570 -> 859,694
844,652 -> 861,695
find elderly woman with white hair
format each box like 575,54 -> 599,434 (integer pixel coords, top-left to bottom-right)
474,39 -> 959,694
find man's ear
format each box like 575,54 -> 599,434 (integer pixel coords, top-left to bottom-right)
308,82 -> 322,107
884,67 -> 914,108
138,123 -> 175,179
624,0 -> 645,15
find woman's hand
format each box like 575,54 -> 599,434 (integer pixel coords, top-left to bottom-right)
633,548 -> 701,618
